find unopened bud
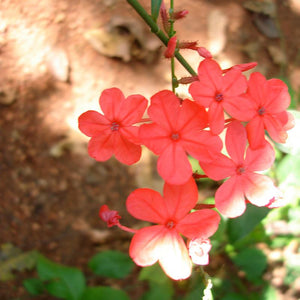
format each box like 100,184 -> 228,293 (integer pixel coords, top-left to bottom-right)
172,10 -> 189,20
164,36 -> 177,58
160,2 -> 170,33
222,62 -> 257,73
178,41 -> 198,50
178,76 -> 199,84
99,205 -> 121,227
197,47 -> 213,59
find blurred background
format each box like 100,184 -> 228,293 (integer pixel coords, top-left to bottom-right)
0,0 -> 299,299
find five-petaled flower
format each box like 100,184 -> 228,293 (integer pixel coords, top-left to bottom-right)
199,121 -> 280,218
229,72 -> 294,149
189,58 -> 248,135
139,90 -> 222,184
78,88 -> 147,165
126,177 -> 220,280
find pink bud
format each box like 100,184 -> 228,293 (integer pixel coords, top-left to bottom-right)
172,10 -> 189,20
222,62 -> 257,73
99,205 -> 121,227
164,36 -> 177,58
197,47 -> 213,59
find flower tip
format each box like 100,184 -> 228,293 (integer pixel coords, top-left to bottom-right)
99,205 -> 121,227
197,47 -> 213,59
164,36 -> 177,58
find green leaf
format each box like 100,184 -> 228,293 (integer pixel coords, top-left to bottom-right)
227,204 -> 270,244
0,243 -> 38,281
151,0 -> 163,22
88,250 -> 134,279
82,286 -> 130,300
23,278 -> 44,295
139,263 -> 168,283
37,255 -> 86,300
232,248 -> 267,283
139,263 -> 174,300
275,110 -> 300,155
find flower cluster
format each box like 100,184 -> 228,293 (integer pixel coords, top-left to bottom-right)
78,54 -> 293,280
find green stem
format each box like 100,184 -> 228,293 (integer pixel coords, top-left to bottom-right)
126,0 -> 197,76
169,0 -> 177,93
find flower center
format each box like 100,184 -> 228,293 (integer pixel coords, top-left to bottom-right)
236,164 -> 246,175
215,93 -> 224,102
171,133 -> 180,141
165,219 -> 176,229
258,107 -> 266,116
111,122 -> 120,131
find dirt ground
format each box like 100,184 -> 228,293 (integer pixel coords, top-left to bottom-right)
0,0 -> 300,299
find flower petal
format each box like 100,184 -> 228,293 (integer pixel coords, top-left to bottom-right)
225,121 -> 247,163
78,111 -> 110,137
126,188 -> 168,223
119,94 -> 148,125
129,225 -> 166,267
215,176 -> 247,218
99,88 -> 124,121
163,177 -> 198,220
208,102 -> 224,135
246,116 -> 266,149
87,133 -> 115,162
157,143 -> 192,185
200,153 -> 236,181
148,90 -> 180,131
113,134 -> 142,165
177,209 -> 220,239
245,141 -> 275,171
222,69 -> 247,96
139,123 -> 170,154
158,230 -> 192,280
243,173 -> 278,207
264,78 -> 290,113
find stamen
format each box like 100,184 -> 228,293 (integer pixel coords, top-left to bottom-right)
165,220 -> 176,229
215,93 -> 223,102
171,133 -> 180,141
258,107 -> 265,116
236,165 -> 246,175
111,122 -> 120,131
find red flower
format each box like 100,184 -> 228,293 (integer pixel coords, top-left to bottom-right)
139,90 -> 222,184
189,59 -> 247,135
126,178 -> 220,280
78,88 -> 147,165
199,121 -> 279,218
229,72 -> 294,149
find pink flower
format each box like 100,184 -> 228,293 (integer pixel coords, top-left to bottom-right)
188,238 -> 212,265
189,58 -> 247,135
139,90 -> 222,184
78,88 -> 147,165
199,121 -> 279,218
126,178 -> 220,280
228,72 -> 294,149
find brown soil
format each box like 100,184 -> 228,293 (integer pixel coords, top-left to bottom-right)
0,0 -> 299,299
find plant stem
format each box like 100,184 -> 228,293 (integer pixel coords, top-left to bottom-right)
169,0 -> 177,92
126,0 -> 197,76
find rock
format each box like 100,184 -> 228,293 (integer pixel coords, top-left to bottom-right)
243,0 -> 277,17
84,16 -> 161,63
0,81 -> 18,105
208,9 -> 228,56
253,13 -> 280,39
267,45 -> 287,65
47,48 -> 70,82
